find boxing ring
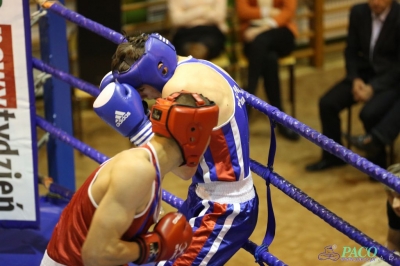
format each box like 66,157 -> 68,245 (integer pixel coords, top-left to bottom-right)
1,0 -> 400,265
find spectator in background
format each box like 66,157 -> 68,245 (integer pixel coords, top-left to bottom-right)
362,163 -> 400,266
348,98 -> 400,167
306,0 -> 400,172
236,0 -> 299,141
167,0 -> 228,60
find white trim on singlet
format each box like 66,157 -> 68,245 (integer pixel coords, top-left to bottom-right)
87,159 -> 111,208
87,148 -> 156,219
176,57 -> 236,130
145,142 -> 162,177
40,250 -> 66,266
230,117 -> 245,181
176,55 -> 194,66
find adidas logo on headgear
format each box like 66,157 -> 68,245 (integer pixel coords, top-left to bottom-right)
115,110 -> 131,127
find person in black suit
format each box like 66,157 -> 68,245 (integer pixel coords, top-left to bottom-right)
306,0 -> 400,172
348,98 -> 400,159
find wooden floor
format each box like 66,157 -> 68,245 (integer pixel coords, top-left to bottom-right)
37,52 -> 399,266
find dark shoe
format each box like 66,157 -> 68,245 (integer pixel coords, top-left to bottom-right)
368,176 -> 379,182
366,148 -> 387,169
347,134 -> 384,156
366,153 -> 387,181
277,124 -> 300,141
305,158 -> 346,172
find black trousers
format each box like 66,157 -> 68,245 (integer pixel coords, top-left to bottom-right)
171,25 -> 226,60
243,27 -> 295,111
319,77 -> 400,166
372,98 -> 400,145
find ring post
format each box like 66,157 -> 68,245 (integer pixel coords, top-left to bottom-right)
38,0 -> 75,191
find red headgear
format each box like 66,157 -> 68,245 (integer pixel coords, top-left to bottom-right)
150,91 -> 219,167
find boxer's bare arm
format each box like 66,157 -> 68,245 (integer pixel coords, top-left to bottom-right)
82,152 -> 155,266
163,63 -> 234,126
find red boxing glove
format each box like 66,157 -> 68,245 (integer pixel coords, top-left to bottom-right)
134,212 -> 193,264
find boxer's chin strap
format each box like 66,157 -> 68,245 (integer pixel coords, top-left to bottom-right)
255,118 -> 277,265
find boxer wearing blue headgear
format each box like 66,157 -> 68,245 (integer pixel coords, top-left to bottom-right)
112,33 -> 177,93
100,32 -> 258,266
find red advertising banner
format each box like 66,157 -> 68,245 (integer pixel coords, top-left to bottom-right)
0,25 -> 17,108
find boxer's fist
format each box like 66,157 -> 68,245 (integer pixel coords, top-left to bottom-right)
93,82 -> 153,146
99,71 -> 115,91
134,212 -> 193,264
99,71 -> 150,116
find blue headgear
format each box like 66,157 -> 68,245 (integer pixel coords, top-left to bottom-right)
113,33 -> 177,92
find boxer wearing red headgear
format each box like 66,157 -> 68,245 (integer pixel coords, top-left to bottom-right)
150,91 -> 219,167
41,91 -> 220,266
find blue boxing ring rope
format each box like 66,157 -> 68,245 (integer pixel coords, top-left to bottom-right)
29,0 -> 400,265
